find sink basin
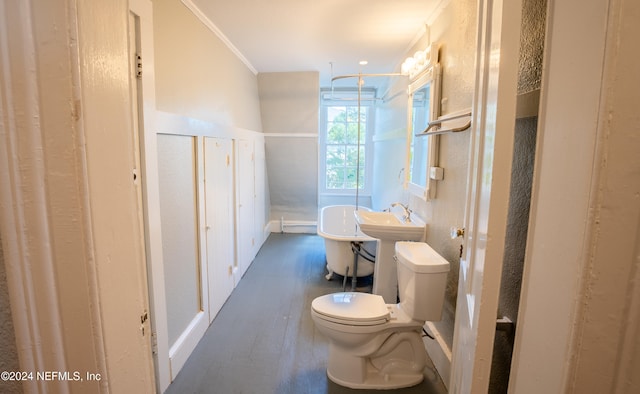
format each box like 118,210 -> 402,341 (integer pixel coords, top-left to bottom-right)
354,211 -> 425,241
353,209 -> 426,302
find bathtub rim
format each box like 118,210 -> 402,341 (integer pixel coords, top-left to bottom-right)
317,205 -> 377,242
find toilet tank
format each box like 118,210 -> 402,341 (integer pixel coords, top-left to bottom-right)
395,241 -> 450,322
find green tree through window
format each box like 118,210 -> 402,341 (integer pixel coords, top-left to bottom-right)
325,106 -> 367,190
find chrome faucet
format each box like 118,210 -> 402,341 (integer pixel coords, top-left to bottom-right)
390,202 -> 412,222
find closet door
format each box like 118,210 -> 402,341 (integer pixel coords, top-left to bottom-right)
157,134 -> 209,378
236,139 -> 255,279
204,137 -> 235,321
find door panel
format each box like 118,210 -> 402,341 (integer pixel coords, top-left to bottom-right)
450,0 -> 522,392
157,135 -> 200,345
204,137 -> 235,321
157,134 -> 209,379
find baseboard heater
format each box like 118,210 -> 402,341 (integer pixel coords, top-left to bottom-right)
278,217 -> 317,234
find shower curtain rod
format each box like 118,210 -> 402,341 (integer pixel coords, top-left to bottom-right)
327,72 -> 406,102
327,72 -> 405,210
330,72 -> 405,82
323,97 -> 381,101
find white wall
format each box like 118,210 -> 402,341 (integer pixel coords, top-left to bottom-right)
152,0 -> 262,132
371,81 -> 412,211
151,0 -> 269,277
150,1 -> 270,384
258,72 -> 319,224
374,0 -> 477,352
417,1 -> 478,351
151,0 -> 269,242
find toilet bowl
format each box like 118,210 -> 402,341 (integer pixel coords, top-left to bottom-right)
311,241 -> 449,390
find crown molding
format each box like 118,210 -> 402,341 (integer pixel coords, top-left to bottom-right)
181,0 -> 258,75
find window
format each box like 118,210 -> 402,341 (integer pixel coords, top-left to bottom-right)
319,89 -> 375,195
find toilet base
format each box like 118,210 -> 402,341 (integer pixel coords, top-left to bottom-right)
327,368 -> 424,390
325,331 -> 427,390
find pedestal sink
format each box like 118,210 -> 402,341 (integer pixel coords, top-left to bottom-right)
354,210 -> 425,303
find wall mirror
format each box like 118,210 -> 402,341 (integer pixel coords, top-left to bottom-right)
406,60 -> 441,199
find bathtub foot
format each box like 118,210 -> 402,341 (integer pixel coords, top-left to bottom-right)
325,265 -> 334,281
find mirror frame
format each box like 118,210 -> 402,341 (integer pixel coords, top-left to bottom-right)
405,62 -> 442,200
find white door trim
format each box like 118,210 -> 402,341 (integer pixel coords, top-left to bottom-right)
508,0 -> 626,391
128,0 -> 171,391
0,3 -> 80,391
1,0 -> 160,391
128,1 -> 213,389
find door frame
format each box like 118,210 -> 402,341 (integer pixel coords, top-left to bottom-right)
1,0 -> 157,391
508,0 -> 639,391
128,0 -> 171,391
128,2 -> 214,386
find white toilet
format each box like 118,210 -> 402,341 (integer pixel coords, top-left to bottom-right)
311,241 -> 449,390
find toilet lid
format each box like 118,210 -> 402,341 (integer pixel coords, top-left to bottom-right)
312,292 -> 389,325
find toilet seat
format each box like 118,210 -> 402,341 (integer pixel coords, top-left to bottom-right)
311,292 -> 389,326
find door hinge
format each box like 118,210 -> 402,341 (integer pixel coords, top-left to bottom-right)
151,331 -> 158,355
135,53 -> 142,79
140,310 -> 149,336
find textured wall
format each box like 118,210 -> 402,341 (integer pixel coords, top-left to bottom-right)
500,118 -> 539,322
0,234 -> 22,394
375,0 -> 544,358
489,0 -> 546,390
418,0 -> 478,347
372,0 -> 477,349
518,0 -> 546,94
490,117 -> 539,393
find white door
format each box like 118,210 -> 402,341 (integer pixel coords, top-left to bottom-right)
127,8 -> 157,389
449,0 -> 522,392
128,0 -> 171,391
236,139 -> 256,278
204,137 -> 236,321
156,135 -> 210,382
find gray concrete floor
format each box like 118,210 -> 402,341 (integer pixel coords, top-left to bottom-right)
165,233 -> 448,394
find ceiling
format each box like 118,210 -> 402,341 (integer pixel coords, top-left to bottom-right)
190,0 -> 445,89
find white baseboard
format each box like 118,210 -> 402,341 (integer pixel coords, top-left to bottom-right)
423,321 -> 452,389
168,311 -> 208,380
267,219 -> 317,234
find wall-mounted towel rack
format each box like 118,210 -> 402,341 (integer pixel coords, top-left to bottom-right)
416,109 -> 472,137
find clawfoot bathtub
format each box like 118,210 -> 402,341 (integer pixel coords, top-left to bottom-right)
317,205 -> 376,279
